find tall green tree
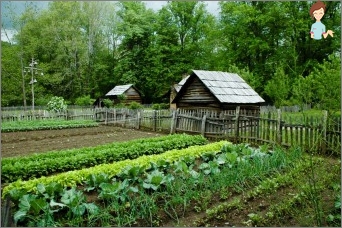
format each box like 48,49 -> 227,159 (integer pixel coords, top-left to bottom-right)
114,1 -> 159,103
1,42 -> 22,106
293,54 -> 341,111
218,1 -> 340,100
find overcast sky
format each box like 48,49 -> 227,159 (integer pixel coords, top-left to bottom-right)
144,1 -> 220,15
1,1 -> 220,42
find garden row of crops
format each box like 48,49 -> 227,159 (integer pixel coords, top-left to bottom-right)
1,134 -> 207,183
1,119 -> 98,132
2,133 -> 340,227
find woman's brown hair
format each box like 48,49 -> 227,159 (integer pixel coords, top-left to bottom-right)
310,0 -> 326,20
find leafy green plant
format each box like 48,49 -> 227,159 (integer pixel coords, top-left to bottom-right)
36,182 -> 64,200
143,170 -> 174,191
60,187 -> 99,219
2,134 -> 207,183
151,103 -> 169,110
46,96 -> 67,112
3,141 -> 227,199
74,95 -> 95,106
201,151 -> 217,162
14,195 -> 64,227
102,98 -> 113,108
1,119 -> 98,132
128,101 -> 143,110
199,160 -> 220,175
245,213 -> 265,226
117,165 -> 146,184
84,173 -> 111,192
217,151 -> 239,167
327,184 -> 341,226
98,179 -> 138,203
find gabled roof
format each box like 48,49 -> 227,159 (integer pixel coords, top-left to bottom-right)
173,70 -> 265,104
105,84 -> 134,96
174,75 -> 190,92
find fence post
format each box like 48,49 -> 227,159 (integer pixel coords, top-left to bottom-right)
170,110 -> 178,134
137,110 -> 141,129
153,110 -> 157,131
277,109 -> 282,144
201,114 -> 207,136
234,106 -> 240,142
123,111 -> 126,127
105,108 -> 108,125
322,110 -> 328,154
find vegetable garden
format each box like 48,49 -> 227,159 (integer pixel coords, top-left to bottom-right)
1,120 -> 340,227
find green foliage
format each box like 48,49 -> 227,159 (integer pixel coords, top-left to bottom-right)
128,101 -> 143,110
74,95 -> 95,106
1,119 -> 98,132
6,142 -> 315,227
265,67 -> 291,107
142,170 -> 174,191
98,180 -> 138,202
1,134 -> 208,183
1,42 -> 24,106
35,96 -> 53,106
151,103 -> 169,110
2,1 -> 340,107
102,98 -> 113,108
2,140 -> 225,198
46,96 -> 67,112
117,94 -> 126,102
13,183 -> 99,226
293,54 -> 341,111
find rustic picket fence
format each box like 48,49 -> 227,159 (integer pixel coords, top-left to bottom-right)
1,106 -> 340,155
1,109 -> 95,122
95,107 -> 340,155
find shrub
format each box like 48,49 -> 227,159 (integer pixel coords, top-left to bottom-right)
46,96 -> 67,112
75,95 -> 95,106
152,103 -> 169,110
129,101 -> 143,110
103,99 -> 113,108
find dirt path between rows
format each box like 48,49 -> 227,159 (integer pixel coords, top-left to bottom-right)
1,125 -> 166,158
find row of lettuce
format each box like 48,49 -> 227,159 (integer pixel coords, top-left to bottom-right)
4,139 -> 306,226
1,134 -> 207,183
1,119 -> 99,132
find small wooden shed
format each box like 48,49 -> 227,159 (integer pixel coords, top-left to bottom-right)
105,84 -> 142,105
171,70 -> 265,111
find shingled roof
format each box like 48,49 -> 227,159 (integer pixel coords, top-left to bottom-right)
173,70 -> 265,104
174,76 -> 190,92
105,84 -> 134,96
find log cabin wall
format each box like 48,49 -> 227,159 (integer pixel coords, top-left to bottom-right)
176,77 -> 219,110
124,87 -> 142,104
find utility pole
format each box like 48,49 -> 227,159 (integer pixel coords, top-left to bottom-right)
24,57 -> 43,111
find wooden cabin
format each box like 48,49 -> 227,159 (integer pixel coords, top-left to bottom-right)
170,75 -> 190,110
171,70 -> 265,113
105,84 -> 142,105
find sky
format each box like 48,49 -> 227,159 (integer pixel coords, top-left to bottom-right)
144,1 -> 220,14
1,1 -> 220,43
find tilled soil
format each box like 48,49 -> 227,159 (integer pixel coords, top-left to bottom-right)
0,125 -> 165,158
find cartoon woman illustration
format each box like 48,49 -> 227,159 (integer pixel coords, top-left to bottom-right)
309,0 -> 334,40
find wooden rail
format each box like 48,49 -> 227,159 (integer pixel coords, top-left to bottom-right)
95,107 -> 340,155
1,107 -> 340,155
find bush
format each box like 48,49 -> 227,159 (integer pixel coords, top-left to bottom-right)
152,103 -> 169,110
47,96 -> 67,112
35,96 -> 53,106
103,99 -> 113,108
75,95 -> 95,106
129,101 -> 143,110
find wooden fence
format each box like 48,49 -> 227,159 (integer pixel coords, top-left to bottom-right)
1,109 -> 95,122
95,107 -> 340,155
1,106 -> 340,155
